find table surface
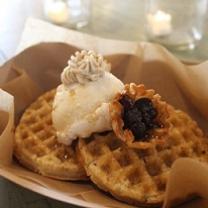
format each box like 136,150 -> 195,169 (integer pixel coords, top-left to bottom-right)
0,1 -> 208,208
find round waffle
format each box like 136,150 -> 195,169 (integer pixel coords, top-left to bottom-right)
77,129 -> 208,206
78,84 -> 208,206
14,89 -> 87,180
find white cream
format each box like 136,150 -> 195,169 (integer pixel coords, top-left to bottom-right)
61,50 -> 110,85
52,50 -> 124,145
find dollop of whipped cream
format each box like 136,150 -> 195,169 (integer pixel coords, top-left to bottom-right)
52,50 -> 124,145
61,50 -> 110,85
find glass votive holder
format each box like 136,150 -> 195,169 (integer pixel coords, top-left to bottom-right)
44,0 -> 91,29
145,0 -> 208,50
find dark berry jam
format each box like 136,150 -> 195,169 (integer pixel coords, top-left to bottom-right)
119,96 -> 159,140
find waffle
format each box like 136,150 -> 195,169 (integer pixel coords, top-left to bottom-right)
77,84 -> 208,206
77,129 -> 208,206
14,89 -> 87,180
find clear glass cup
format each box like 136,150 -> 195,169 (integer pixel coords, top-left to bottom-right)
44,0 -> 91,28
145,0 -> 208,50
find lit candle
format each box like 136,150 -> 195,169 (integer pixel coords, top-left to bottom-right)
147,10 -> 172,36
44,0 -> 69,24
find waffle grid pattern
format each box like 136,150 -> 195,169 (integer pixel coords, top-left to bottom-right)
14,90 -> 86,180
78,110 -> 208,206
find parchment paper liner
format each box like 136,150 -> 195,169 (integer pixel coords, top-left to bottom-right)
0,89 -> 14,165
0,42 -> 208,208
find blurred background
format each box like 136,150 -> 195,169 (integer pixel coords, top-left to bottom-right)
0,0 -> 208,64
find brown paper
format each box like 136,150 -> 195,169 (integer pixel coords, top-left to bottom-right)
0,42 -> 208,208
163,159 -> 208,208
0,89 -> 14,165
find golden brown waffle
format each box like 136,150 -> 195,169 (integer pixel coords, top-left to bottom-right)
77,130 -> 208,207
14,89 -> 87,180
78,84 -> 208,206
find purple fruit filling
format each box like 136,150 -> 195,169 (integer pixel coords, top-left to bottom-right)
119,96 -> 159,140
